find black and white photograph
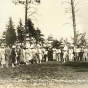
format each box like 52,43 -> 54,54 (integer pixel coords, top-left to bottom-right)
0,0 -> 88,88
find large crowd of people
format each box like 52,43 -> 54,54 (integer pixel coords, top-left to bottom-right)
53,44 -> 88,63
0,45 -> 47,68
0,44 -> 88,68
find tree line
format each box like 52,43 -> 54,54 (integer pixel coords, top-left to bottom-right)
1,16 -> 87,48
1,17 -> 44,47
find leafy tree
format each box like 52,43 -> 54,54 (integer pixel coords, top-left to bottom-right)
64,38 -> 71,45
1,31 -> 6,45
27,18 -> 36,38
17,18 -> 24,44
51,39 -> 62,49
47,34 -> 53,41
27,19 -> 44,45
34,27 -> 44,45
27,18 -> 36,45
46,35 -> 54,47
2,31 -> 6,39
71,31 -> 86,47
3,17 -> 16,46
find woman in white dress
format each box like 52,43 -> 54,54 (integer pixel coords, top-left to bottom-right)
39,48 -> 43,63
83,47 -> 88,61
19,46 -> 25,64
0,46 -> 5,68
53,49 -> 56,61
68,47 -> 74,61
44,50 -> 48,62
23,47 -> 26,64
58,49 -> 61,61
25,48 -> 31,64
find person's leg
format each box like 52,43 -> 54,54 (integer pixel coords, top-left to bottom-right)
6,57 -> 9,68
1,64 -> 3,68
76,52 -> 79,61
39,55 -> 42,63
58,54 -> 60,61
85,53 -> 87,61
83,53 -> 85,61
1,57 -> 5,68
69,53 -> 71,61
5,56 -> 8,67
12,57 -> 15,67
17,56 -> 20,65
84,53 -> 86,61
63,52 -> 66,63
46,55 -> 48,62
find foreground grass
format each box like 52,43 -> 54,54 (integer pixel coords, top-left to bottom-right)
0,61 -> 88,88
0,61 -> 88,82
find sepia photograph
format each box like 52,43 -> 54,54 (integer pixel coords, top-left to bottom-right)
0,0 -> 88,88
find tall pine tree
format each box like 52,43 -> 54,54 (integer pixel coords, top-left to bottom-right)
5,17 -> 16,46
17,18 -> 24,45
27,19 -> 44,45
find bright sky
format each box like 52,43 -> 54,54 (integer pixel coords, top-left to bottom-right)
0,0 -> 88,41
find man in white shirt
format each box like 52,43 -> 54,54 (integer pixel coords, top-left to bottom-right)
68,47 -> 74,61
75,46 -> 80,61
83,46 -> 88,61
63,44 -> 68,63
56,49 -> 61,61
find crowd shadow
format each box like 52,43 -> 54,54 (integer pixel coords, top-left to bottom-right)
63,61 -> 88,67
63,61 -> 88,72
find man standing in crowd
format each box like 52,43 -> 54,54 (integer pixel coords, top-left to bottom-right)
11,46 -> 16,67
73,46 -> 76,61
68,47 -> 74,61
57,48 -> 61,61
15,46 -> 20,65
74,46 -> 80,61
53,48 -> 56,61
0,46 -> 5,68
39,47 -> 43,63
63,44 -> 68,63
79,47 -> 84,61
83,46 -> 88,61
19,46 -> 25,64
5,46 -> 11,67
44,49 -> 48,62
48,47 -> 53,61
60,48 -> 63,62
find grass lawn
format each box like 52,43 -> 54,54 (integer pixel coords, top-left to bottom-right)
0,61 -> 88,88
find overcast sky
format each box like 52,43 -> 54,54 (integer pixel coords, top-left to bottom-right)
0,0 -> 88,41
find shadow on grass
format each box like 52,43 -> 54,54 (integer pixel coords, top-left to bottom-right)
63,61 -> 88,67
63,61 -> 88,72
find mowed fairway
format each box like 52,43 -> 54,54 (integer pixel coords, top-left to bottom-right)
0,61 -> 88,88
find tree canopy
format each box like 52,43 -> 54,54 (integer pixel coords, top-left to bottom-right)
17,18 -> 24,44
27,19 -> 44,45
3,17 -> 16,46
51,39 -> 62,49
71,31 -> 86,47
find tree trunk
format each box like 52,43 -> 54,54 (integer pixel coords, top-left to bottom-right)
71,0 -> 77,46
24,0 -> 28,46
